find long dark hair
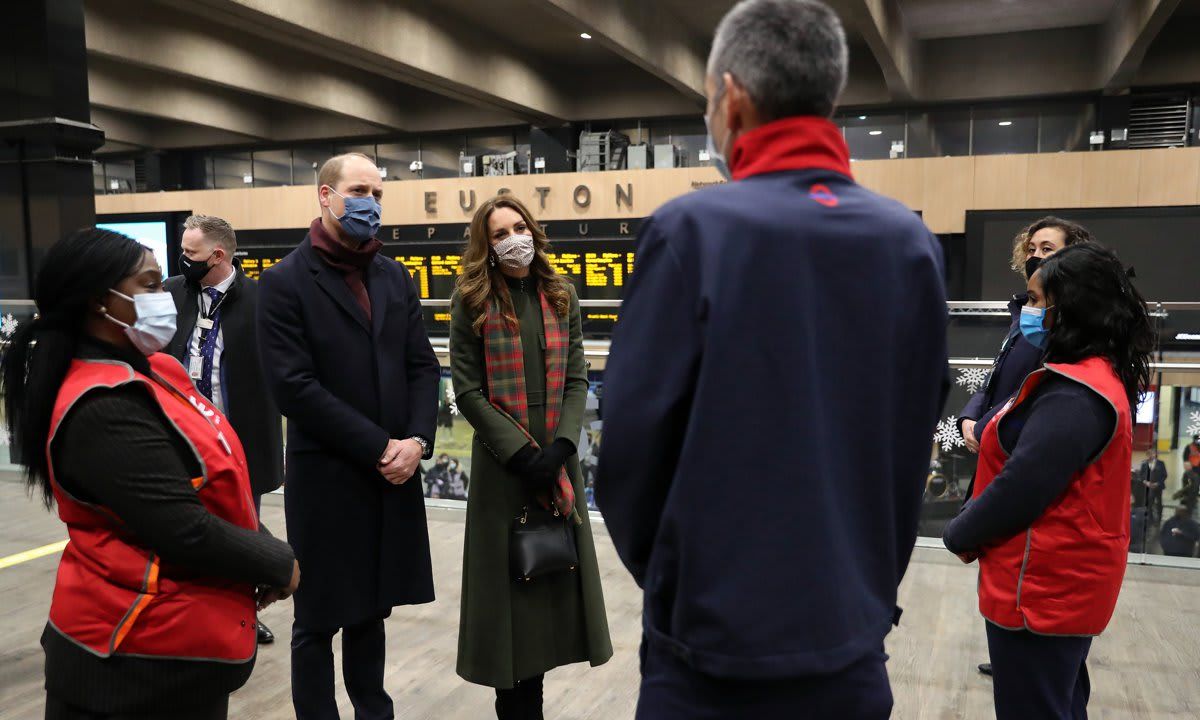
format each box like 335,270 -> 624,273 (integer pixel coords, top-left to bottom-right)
457,195 -> 571,335
1037,243 -> 1155,407
1,228 -> 148,507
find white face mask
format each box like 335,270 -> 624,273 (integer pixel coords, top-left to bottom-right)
105,289 -> 178,356
492,234 -> 535,269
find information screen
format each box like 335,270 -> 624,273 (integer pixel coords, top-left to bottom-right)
238,237 -> 638,336
97,221 -> 172,278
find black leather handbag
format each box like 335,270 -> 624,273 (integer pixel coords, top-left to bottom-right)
510,506 -> 578,582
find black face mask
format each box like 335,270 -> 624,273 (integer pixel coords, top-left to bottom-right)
179,252 -> 215,285
1025,255 -> 1042,280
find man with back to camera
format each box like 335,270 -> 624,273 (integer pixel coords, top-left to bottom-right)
164,214 -> 284,645
256,153 -> 441,719
596,1 -> 949,717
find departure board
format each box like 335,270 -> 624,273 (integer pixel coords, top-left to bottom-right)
237,237 -> 638,337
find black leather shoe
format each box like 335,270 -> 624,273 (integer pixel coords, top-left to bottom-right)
978,662 -> 993,676
257,621 -> 275,645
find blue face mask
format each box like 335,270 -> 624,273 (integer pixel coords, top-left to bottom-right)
704,115 -> 732,182
1020,305 -> 1050,349
327,187 -> 381,244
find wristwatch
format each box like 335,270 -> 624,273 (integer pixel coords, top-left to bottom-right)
409,435 -> 430,457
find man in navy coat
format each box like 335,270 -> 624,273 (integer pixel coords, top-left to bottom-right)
596,1 -> 948,717
257,153 -> 440,719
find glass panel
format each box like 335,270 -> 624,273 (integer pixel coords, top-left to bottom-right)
211,151 -> 253,189
251,150 -> 292,187
420,134 -> 465,179
972,106 -> 1038,155
293,147 -> 332,187
93,161 -> 106,194
843,114 -> 905,161
377,141 -> 420,181
906,109 -> 974,158
1132,382 -> 1200,558
103,159 -> 137,194
1038,101 -> 1095,153
0,300 -> 37,467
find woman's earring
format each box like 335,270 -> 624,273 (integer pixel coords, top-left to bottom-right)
489,255 -> 496,268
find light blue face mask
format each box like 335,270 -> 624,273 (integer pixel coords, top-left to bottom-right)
1020,305 -> 1050,349
327,187 -> 381,244
704,115 -> 732,182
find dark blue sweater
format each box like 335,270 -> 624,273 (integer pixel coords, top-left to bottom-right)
944,374 -> 1115,554
597,167 -> 948,679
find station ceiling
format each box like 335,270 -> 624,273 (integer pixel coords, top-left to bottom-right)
87,0 -> 1200,154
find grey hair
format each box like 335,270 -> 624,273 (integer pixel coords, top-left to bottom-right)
707,0 -> 848,119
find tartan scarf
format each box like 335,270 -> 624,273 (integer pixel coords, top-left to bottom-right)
482,287 -> 577,520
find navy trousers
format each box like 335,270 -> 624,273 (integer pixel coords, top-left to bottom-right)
291,618 -> 392,720
636,638 -> 893,720
985,623 -> 1092,720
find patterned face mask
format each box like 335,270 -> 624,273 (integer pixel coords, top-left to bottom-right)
493,234 -> 535,269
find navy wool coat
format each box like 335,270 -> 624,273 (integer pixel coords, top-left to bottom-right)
256,235 -> 440,629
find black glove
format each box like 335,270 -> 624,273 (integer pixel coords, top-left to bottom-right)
506,444 -> 551,498
531,438 -> 576,481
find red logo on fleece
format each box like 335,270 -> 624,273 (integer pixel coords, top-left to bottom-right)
809,184 -> 838,207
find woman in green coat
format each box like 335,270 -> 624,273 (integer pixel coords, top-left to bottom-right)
450,194 -> 612,719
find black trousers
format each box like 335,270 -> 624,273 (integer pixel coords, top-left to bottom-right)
45,696 -> 228,720
986,623 -> 1092,720
635,637 -> 893,719
291,618 -> 391,720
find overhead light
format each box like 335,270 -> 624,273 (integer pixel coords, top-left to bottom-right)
998,121 -> 1013,126
858,115 -> 867,120
869,130 -> 883,136
1176,333 -> 1200,341
580,32 -> 592,39
243,173 -> 253,184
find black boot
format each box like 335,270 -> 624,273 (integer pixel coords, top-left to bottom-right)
519,675 -> 544,720
494,686 -> 521,720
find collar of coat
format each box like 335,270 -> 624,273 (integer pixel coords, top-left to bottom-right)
729,115 -> 852,182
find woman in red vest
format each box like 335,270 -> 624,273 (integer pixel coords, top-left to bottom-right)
944,242 -> 1154,720
1,228 -> 299,720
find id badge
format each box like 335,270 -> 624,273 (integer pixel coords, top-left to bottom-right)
189,356 -> 203,380
197,317 -> 215,331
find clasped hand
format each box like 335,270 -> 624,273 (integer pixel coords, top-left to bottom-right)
378,438 -> 423,485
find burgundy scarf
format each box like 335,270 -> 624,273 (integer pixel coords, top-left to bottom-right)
728,116 -> 852,181
309,218 -> 382,320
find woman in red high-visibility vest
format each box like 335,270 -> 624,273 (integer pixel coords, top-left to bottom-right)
944,242 -> 1155,720
0,228 -> 300,720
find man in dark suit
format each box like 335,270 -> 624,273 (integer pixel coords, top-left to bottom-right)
165,213 -> 283,645
257,152 -> 440,720
596,2 -> 948,718
1137,449 -> 1168,521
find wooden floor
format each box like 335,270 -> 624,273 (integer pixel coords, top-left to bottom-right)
2,474 -> 1198,719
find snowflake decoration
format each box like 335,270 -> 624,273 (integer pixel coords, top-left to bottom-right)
0,313 -> 17,339
445,386 -> 459,416
1187,410 -> 1200,438
934,416 -> 965,453
955,367 -> 989,394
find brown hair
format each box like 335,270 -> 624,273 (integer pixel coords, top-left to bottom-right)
1009,216 -> 1094,276
456,195 -> 571,335
317,152 -> 374,191
183,214 -> 237,253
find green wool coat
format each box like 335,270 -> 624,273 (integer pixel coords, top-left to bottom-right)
450,276 -> 613,689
